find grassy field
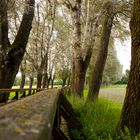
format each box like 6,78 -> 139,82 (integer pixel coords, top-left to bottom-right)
101,84 -> 127,88
68,96 -> 122,140
7,86 -> 37,100
99,86 -> 126,105
67,85 -> 136,140
84,85 -> 126,104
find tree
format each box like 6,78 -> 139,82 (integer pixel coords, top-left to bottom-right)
25,0 -> 56,88
88,1 -> 115,101
119,69 -> 129,84
0,0 -> 35,102
52,8 -> 72,88
102,46 -> 123,85
20,59 -> 26,89
55,45 -> 71,87
119,0 -> 140,135
59,0 -> 105,97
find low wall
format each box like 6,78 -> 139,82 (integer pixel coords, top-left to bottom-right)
0,89 -> 59,140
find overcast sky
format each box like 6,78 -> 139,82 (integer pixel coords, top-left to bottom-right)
115,38 -> 131,73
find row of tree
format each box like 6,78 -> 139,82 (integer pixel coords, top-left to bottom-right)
1,0 -> 127,93
2,0 -> 140,136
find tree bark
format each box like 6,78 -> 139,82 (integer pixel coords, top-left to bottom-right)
0,0 -> 9,49
42,0 -> 55,89
20,60 -> 26,89
72,59 -> 86,97
37,73 -> 42,88
42,73 -> 48,88
70,0 -> 105,97
36,51 -> 48,89
71,0 -> 86,97
29,77 -> 34,89
20,73 -> 25,89
67,72 -> 71,88
62,77 -> 67,87
0,0 -> 35,102
42,52 -> 48,88
51,79 -> 54,88
51,74 -> 55,88
47,75 -> 51,88
119,0 -> 140,135
88,1 -> 114,101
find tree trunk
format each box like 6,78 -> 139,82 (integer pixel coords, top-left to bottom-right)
88,1 -> 114,101
36,54 -> 47,89
62,77 -> 67,87
67,73 -> 71,88
72,60 -> 86,97
47,75 -> 51,88
70,0 -> 104,97
0,0 -> 9,49
51,74 -> 55,88
20,61 -> 26,89
42,73 -> 48,88
71,0 -> 86,97
119,0 -> 140,135
51,79 -> 54,88
37,73 -> 42,88
29,77 -> 34,89
20,73 -> 25,89
0,0 -> 35,102
42,53 -> 48,88
71,58 -> 75,94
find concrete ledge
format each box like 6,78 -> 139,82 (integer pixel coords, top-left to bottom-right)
0,89 -> 59,140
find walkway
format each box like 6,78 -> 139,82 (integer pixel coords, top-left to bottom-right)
0,89 -> 59,140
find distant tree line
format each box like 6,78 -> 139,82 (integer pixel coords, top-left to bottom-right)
115,70 -> 130,85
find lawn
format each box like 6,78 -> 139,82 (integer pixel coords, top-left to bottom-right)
67,85 -> 134,140
8,91 -> 30,100
84,85 -> 126,104
99,86 -> 126,105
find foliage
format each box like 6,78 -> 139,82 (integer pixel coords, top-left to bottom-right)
53,79 -> 63,85
115,70 -> 130,84
120,70 -> 129,84
13,77 -> 36,87
5,0 -> 131,89
70,129 -> 85,140
102,46 -> 123,85
13,77 -> 21,86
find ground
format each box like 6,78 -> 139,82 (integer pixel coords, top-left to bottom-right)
99,86 -> 126,105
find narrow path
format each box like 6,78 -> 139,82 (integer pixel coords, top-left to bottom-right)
99,88 -> 126,105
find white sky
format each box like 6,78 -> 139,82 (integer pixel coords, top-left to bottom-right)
115,38 -> 131,73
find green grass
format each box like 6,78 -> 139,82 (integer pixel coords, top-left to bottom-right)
7,86 -> 37,100
9,92 -> 16,100
67,95 -> 122,140
67,86 -> 140,140
9,91 -> 31,100
84,84 -> 127,99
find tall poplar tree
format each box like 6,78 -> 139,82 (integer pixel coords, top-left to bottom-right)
88,1 -> 115,101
